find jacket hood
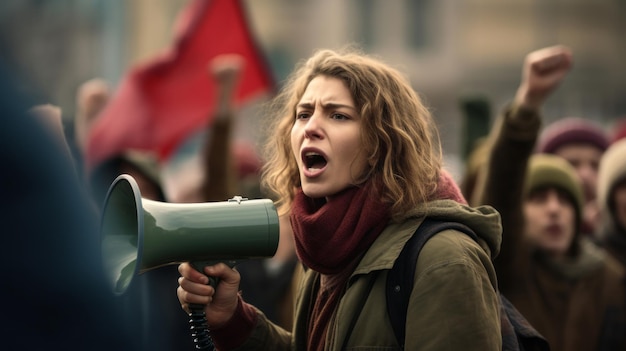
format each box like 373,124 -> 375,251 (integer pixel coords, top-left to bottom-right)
399,199 -> 503,260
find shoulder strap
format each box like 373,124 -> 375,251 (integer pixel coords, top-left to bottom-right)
386,219 -> 550,351
386,218 -> 477,348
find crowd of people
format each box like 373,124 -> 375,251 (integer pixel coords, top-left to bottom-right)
3,41 -> 626,350
467,45 -> 625,351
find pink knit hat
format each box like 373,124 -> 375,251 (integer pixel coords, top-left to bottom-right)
536,117 -> 609,154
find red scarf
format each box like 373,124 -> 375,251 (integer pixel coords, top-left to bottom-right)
290,181 -> 391,351
290,169 -> 465,274
290,181 -> 392,275
433,169 -> 467,204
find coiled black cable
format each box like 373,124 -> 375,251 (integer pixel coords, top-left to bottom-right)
189,303 -> 214,350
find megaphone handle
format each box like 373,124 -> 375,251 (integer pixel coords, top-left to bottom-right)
187,262 -> 218,351
187,261 -> 236,351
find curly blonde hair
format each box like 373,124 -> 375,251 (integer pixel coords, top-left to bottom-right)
260,47 -> 442,218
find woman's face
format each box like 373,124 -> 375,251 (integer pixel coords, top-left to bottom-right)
291,75 -> 368,200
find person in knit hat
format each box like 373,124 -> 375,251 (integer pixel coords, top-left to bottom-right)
523,154 -> 585,256
595,138 -> 626,266
177,47 -> 503,350
474,44 -> 626,351
536,117 -> 609,155
537,116 -> 610,237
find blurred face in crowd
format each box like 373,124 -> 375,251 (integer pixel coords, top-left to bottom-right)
553,143 -> 603,202
291,75 -> 368,200
523,187 -> 576,257
613,180 -> 626,230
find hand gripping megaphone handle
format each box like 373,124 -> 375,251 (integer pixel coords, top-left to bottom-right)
188,260 -> 237,351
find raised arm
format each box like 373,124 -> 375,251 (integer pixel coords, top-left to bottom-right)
473,45 -> 572,291
201,54 -> 244,201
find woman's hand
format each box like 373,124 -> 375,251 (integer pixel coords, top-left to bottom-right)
177,262 -> 241,329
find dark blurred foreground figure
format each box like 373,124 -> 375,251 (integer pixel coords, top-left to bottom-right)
0,62 -> 138,349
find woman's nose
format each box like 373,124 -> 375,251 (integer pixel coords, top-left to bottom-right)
304,113 -> 323,139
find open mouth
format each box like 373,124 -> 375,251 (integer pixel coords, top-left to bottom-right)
545,224 -> 562,236
304,152 -> 327,171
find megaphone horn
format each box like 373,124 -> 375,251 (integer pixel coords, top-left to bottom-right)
100,174 -> 280,296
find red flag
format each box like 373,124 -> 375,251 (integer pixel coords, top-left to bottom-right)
85,0 -> 274,171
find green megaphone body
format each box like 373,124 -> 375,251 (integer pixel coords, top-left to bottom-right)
100,174 -> 280,296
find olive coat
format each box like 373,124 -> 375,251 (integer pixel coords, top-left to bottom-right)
225,200 -> 503,350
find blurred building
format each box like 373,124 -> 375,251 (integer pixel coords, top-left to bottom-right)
1,0 -> 624,174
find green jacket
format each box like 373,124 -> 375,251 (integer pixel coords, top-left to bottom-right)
229,199 -> 502,350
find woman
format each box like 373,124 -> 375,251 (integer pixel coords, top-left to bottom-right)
177,47 -> 502,350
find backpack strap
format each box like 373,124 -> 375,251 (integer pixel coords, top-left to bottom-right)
386,218 -> 550,351
386,218 -> 477,348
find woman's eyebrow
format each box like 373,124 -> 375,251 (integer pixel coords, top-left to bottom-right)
296,101 -> 356,111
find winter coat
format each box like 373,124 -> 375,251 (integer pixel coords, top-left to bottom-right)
474,104 -> 626,351
226,199 -> 503,350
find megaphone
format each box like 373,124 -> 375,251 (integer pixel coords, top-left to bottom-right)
100,174 -> 280,296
